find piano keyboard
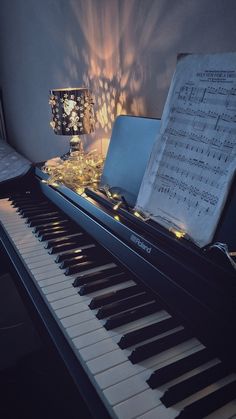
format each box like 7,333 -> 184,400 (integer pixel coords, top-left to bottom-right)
0,193 -> 236,419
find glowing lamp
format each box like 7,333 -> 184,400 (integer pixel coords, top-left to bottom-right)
49,87 -> 95,157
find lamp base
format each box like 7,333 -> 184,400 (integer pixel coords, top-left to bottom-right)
60,135 -> 84,161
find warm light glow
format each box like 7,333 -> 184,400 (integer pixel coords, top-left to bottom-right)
113,201 -> 122,211
170,229 -> 186,239
133,210 -> 149,221
114,215 -> 120,221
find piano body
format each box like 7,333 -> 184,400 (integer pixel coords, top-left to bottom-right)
0,116 -> 236,419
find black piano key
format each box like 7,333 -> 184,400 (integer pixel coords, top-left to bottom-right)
29,216 -> 65,227
176,379 -> 236,419
21,207 -> 55,218
25,211 -> 60,222
89,284 -> 144,309
147,348 -> 213,389
65,259 -> 111,276
36,226 -> 70,237
39,227 -> 82,241
118,317 -> 180,349
55,246 -> 98,263
59,248 -> 106,268
45,233 -> 89,250
48,239 -> 91,254
79,272 -> 129,295
32,219 -> 71,233
129,329 -> 192,364
104,301 -> 162,330
161,362 -> 230,407
96,292 -> 153,319
59,253 -> 91,268
11,199 -> 48,207
18,203 -> 53,213
72,266 -> 121,287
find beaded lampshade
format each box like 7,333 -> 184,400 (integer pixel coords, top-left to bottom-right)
49,87 -> 95,155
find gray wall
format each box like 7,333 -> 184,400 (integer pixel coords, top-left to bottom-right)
0,0 -> 236,162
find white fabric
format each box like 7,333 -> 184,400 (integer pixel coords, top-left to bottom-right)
0,139 -> 31,182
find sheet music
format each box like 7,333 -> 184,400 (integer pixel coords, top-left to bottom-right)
136,53 -> 236,247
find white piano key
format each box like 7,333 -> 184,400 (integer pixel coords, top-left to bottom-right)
66,318 -> 104,338
95,339 -> 202,390
31,270 -> 66,286
73,327 -> 115,350
114,388 -> 160,419
104,358 -> 219,407
42,279 -> 73,294
61,309 -> 94,328
136,374 -> 236,419
56,301 -> 89,319
80,337 -> 118,362
51,294 -> 82,310
87,348 -> 128,375
205,401 -> 236,419
2,198 -> 234,419
46,287 -> 78,302
27,258 -> 54,269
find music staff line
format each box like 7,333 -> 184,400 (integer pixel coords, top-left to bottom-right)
170,107 -> 236,135
148,175 -> 219,215
157,160 -> 221,188
165,127 -> 235,159
176,85 -> 236,109
157,150 -> 228,176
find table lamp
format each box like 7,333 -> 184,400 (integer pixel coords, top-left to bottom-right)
49,87 -> 95,158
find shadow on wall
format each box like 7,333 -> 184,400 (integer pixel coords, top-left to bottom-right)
48,0 -> 190,154
42,0 -> 225,156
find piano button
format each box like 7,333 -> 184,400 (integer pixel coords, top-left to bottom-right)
96,292 -> 153,319
104,301 -> 162,330
72,265 -> 121,287
176,377 -> 236,419
118,316 -> 179,349
129,328 -> 192,364
79,272 -> 130,295
161,362 -> 230,407
89,284 -> 144,309
147,347 -> 214,388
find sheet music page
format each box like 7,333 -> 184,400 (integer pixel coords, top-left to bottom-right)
136,53 -> 236,247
